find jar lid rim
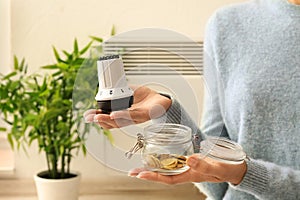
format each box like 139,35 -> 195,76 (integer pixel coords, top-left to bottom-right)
144,123 -> 192,131
143,123 -> 192,145
200,136 -> 246,162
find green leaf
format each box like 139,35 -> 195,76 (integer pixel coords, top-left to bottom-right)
71,58 -> 86,66
29,135 -> 38,146
39,89 -> 50,97
62,50 -> 71,58
57,62 -> 69,70
110,25 -> 116,36
0,127 -> 7,132
81,145 -> 87,156
42,64 -> 59,69
52,46 -> 61,62
10,81 -> 19,91
60,145 -> 65,154
21,143 -> 28,156
40,77 -> 48,91
19,58 -> 25,72
7,133 -> 14,149
89,36 -> 103,43
79,41 -> 93,55
24,113 -> 38,124
13,56 -> 19,70
103,129 -> 114,144
24,63 -> 28,74
2,71 -> 17,80
44,108 -> 62,121
52,71 -> 61,77
73,38 -> 79,55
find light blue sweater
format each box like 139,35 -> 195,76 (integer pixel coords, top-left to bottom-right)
158,0 -> 300,199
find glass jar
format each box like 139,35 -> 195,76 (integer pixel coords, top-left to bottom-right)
199,136 -> 247,164
126,123 -> 194,175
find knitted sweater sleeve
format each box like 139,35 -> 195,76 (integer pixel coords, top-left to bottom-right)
234,159 -> 300,200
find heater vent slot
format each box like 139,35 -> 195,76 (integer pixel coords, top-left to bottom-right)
103,41 -> 203,76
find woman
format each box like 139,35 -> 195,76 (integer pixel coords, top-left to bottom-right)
84,0 -> 300,199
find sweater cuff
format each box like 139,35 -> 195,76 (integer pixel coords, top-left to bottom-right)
152,97 -> 182,124
233,159 -> 270,197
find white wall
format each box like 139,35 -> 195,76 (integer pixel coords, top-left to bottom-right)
0,0 -> 11,73
0,0 -> 14,176
10,0 -> 246,73
7,0 -> 246,179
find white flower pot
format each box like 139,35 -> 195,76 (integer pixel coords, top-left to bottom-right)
34,171 -> 81,200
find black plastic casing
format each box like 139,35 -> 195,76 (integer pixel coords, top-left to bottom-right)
97,95 -> 134,114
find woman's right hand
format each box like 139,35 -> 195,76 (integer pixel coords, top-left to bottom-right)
83,85 -> 172,129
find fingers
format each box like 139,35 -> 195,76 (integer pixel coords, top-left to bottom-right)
129,167 -> 193,185
83,109 -> 102,117
110,110 -> 132,120
110,105 -> 165,122
83,109 -> 102,123
187,154 -> 219,176
98,122 -> 114,130
110,108 -> 149,122
187,154 -> 203,169
84,109 -> 139,129
130,168 -> 221,185
133,170 -> 192,185
128,159 -> 223,185
128,168 -> 147,177
129,155 -> 243,185
186,154 -> 242,183
94,114 -> 134,128
95,116 -> 115,129
108,118 -> 135,128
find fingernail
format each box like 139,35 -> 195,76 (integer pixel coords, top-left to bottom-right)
127,171 -> 137,177
136,175 -> 144,179
93,116 -> 99,122
128,173 -> 136,177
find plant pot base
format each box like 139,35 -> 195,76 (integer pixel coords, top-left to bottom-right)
34,171 -> 81,200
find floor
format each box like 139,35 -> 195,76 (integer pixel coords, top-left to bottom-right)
0,178 -> 206,200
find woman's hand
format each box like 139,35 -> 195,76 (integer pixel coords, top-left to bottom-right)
129,154 -> 247,185
84,85 -> 172,129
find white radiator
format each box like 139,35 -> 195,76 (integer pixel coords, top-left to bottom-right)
104,37 -> 204,124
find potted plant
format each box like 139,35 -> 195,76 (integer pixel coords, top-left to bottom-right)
0,36 -> 112,200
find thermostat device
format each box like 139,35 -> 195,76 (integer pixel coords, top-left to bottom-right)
95,55 -> 134,114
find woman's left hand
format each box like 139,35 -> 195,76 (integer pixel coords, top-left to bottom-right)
129,154 -> 247,185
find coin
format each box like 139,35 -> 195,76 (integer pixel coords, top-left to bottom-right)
145,155 -> 162,168
161,158 -> 178,169
145,154 -> 187,170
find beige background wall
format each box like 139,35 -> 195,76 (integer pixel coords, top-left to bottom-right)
0,0 -> 11,74
2,0 -> 246,179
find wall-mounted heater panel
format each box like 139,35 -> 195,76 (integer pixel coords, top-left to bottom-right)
103,39 -> 204,123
